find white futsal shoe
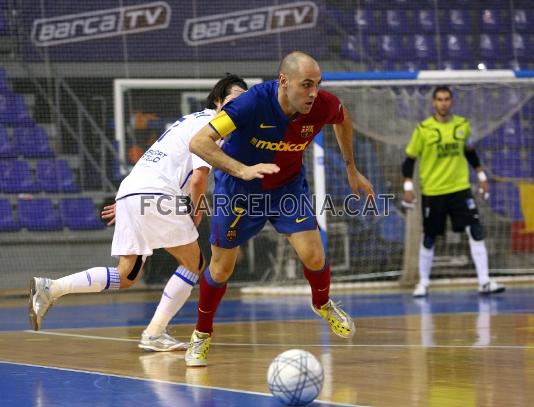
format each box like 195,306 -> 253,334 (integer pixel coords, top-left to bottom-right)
28,277 -> 55,331
413,282 -> 429,298
479,280 -> 505,295
139,330 -> 188,352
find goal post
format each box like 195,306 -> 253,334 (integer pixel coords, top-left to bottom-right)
113,78 -> 263,175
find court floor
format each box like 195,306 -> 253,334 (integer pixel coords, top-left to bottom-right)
1,284 -> 534,406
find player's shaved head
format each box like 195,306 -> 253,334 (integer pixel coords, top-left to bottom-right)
277,51 -> 321,116
279,51 -> 320,77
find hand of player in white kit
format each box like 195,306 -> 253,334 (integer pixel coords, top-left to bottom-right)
101,203 -> 116,226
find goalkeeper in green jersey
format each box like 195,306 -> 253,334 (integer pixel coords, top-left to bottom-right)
401,85 -> 505,297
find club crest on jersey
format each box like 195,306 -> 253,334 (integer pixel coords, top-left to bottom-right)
300,125 -> 314,138
226,229 -> 237,241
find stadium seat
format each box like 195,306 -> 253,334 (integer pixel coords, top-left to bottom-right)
0,93 -> 30,125
417,10 -> 436,33
353,9 -> 373,34
513,9 -> 534,32
60,198 -> 105,230
0,159 -> 40,193
491,149 -> 525,178
443,35 -> 472,60
512,33 -> 533,59
14,126 -> 54,158
444,10 -> 471,33
341,35 -> 365,61
385,10 -> 411,33
488,182 -> 523,221
377,35 -> 404,60
18,198 -> 63,231
413,35 -> 437,60
0,126 -> 16,158
481,9 -> 509,33
480,34 -> 509,60
0,199 -> 20,232
36,159 -> 80,193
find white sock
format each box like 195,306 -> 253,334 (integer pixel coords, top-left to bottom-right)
49,267 -> 121,299
468,237 -> 490,286
418,243 -> 434,287
145,266 -> 199,337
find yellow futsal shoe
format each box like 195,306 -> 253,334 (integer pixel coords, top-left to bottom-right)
185,330 -> 211,367
312,299 -> 355,339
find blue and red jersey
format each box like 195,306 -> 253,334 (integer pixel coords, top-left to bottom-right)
209,80 -> 344,191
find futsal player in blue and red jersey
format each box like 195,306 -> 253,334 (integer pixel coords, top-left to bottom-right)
186,51 -> 374,366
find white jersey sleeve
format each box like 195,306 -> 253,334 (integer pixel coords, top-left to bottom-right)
116,109 -> 216,199
191,153 -> 211,171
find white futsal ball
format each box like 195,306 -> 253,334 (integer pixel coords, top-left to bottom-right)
267,349 -> 324,406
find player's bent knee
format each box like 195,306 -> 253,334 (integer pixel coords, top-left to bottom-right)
467,224 -> 484,241
208,267 -> 232,283
302,253 -> 326,271
126,255 -> 145,281
181,253 -> 204,275
422,234 -> 435,249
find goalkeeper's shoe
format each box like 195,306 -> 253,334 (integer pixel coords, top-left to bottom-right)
312,299 -> 355,339
28,277 -> 55,331
413,283 -> 429,298
479,280 -> 505,295
185,330 -> 211,367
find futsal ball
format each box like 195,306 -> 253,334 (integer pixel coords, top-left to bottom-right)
267,349 -> 324,406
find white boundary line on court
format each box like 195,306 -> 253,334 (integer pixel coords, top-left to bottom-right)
0,359 -> 363,407
23,330 -> 534,349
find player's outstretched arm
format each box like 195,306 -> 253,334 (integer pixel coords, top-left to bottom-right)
190,125 -> 279,181
332,107 -> 374,198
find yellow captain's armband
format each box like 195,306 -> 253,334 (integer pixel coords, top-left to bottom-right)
210,111 -> 236,138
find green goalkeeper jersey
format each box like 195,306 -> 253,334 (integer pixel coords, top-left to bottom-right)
405,115 -> 471,196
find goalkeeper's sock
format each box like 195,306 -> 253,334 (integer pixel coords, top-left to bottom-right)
418,244 -> 434,287
468,238 -> 490,286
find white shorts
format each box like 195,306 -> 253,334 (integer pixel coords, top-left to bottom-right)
111,195 -> 198,257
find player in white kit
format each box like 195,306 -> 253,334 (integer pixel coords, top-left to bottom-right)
28,75 -> 248,351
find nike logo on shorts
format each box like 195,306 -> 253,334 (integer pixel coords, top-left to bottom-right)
259,123 -> 276,129
296,217 -> 309,224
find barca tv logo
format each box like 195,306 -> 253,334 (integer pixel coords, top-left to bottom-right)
183,1 -> 318,46
31,2 -> 171,47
